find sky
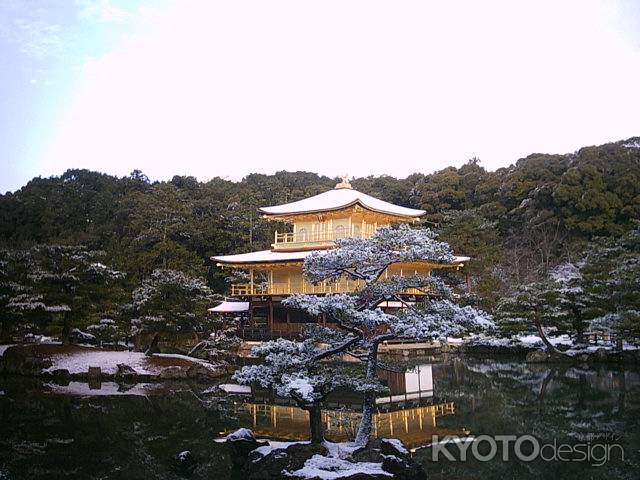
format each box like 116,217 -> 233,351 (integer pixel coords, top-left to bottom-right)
1,0 -> 639,193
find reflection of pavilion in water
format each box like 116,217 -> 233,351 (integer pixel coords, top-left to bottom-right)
230,364 -> 467,449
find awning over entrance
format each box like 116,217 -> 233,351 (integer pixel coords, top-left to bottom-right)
208,301 -> 249,313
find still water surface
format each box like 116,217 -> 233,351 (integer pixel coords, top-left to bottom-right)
1,356 -> 638,479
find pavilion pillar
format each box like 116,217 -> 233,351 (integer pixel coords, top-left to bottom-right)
269,300 -> 274,335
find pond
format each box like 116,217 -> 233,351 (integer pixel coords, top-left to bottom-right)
1,356 -> 639,479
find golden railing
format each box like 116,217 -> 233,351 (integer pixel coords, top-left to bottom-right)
230,280 -> 365,296
273,227 -> 375,248
230,281 -> 429,296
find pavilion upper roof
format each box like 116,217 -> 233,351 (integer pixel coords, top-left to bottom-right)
258,183 -> 426,219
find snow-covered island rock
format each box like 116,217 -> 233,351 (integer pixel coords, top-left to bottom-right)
225,429 -> 426,479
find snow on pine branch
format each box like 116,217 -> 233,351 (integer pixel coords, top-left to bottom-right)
131,269 -> 213,308
359,275 -> 452,300
7,293 -> 46,311
233,337 -> 353,404
393,300 -> 494,340
284,294 -> 358,317
303,225 -> 455,283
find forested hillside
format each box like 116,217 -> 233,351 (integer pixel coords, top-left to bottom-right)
1,137 -> 639,341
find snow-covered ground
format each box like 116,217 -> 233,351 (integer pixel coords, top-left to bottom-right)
467,333 -> 575,348
253,440 -> 309,458
261,440 -> 392,479
285,454 -> 391,479
467,333 -> 639,355
42,347 -> 217,375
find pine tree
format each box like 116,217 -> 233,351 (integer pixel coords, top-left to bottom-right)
4,245 -> 125,344
272,225 -> 493,445
128,269 -> 214,355
233,329 -> 361,443
584,226 -> 640,340
495,281 -> 562,351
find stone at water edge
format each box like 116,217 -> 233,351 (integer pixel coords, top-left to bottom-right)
173,450 -> 197,476
242,442 -> 328,480
525,350 -> 551,363
51,368 -> 71,386
159,366 -> 189,380
380,438 -> 410,458
1,345 -> 52,375
87,366 -> 101,380
225,428 -> 267,468
186,363 -> 225,381
88,367 -> 102,389
115,363 -> 138,382
351,438 -> 426,480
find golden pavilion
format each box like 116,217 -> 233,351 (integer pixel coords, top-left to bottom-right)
212,178 -> 468,340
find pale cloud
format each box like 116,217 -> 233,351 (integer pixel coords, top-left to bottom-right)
2,17 -> 64,59
76,0 -> 132,24
39,0 -> 640,183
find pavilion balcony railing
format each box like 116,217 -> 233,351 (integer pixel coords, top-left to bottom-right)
272,227 -> 376,249
230,281 -> 429,296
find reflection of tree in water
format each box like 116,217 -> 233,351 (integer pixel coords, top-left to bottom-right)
421,357 -> 640,480
0,378 -> 239,480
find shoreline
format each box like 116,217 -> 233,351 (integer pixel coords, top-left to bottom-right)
0,343 -> 230,384
2,336 -> 640,387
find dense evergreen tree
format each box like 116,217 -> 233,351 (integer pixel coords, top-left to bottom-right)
0,137 -> 639,342
582,226 -> 640,339
2,245 -> 125,343
128,269 -> 215,355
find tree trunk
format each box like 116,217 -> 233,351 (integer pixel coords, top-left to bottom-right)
355,342 -> 379,446
0,319 -> 10,343
61,314 -> 71,346
145,332 -> 160,356
533,310 -> 559,354
188,340 -> 205,357
308,403 -> 324,444
573,309 -> 585,344
538,367 -> 557,403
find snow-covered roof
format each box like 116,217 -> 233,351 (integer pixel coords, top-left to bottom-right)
208,301 -> 249,313
213,249 -> 470,266
213,249 -> 314,265
259,187 -> 426,218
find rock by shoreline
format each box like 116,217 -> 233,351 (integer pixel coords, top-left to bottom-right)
525,347 -> 640,364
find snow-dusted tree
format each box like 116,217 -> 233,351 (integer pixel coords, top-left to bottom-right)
496,262 -> 595,349
86,318 -> 120,347
188,309 -> 242,361
3,246 -> 125,344
548,262 -> 591,343
128,269 -> 214,355
283,224 -> 493,446
578,226 -> 640,342
233,328 -> 366,443
495,281 -> 562,351
0,249 -> 30,341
